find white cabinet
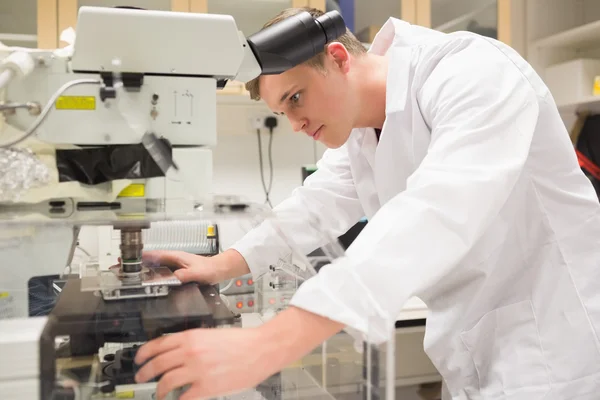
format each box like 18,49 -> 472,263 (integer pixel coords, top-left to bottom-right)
78,0 -> 171,10
408,0 -> 515,49
432,0 -> 498,38
0,0 -> 39,48
526,0 -> 600,118
353,0 -> 408,44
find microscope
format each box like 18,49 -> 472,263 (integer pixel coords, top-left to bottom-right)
0,6 -> 346,400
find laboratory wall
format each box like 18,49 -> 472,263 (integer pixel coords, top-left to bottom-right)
212,111 -> 326,206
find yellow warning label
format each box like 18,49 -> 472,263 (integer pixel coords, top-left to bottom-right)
55,96 -> 96,110
0,292 -> 9,299
116,390 -> 135,399
118,184 -> 145,198
594,76 -> 600,96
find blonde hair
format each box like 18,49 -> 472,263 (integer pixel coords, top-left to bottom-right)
245,7 -> 367,101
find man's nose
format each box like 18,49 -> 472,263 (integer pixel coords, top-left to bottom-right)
289,117 -> 307,133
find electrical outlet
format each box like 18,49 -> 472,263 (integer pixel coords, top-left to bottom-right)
251,116 -> 264,130
249,113 -> 277,132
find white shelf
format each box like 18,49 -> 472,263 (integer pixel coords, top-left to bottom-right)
557,95 -> 600,115
0,33 -> 37,43
533,19 -> 600,50
432,0 -> 496,33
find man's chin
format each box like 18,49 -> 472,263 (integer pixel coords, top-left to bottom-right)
324,142 -> 343,149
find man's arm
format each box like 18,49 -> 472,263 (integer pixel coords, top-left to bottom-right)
142,144 -> 363,284
230,142 -> 365,280
261,306 -> 345,366
284,37 -> 542,342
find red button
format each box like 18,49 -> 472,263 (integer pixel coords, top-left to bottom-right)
236,301 -> 243,309
235,280 -> 243,287
269,298 -> 276,305
248,300 -> 254,307
247,279 -> 254,286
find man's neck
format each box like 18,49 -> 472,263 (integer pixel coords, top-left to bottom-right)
351,54 -> 388,130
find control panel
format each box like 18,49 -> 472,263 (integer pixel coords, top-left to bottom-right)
221,264 -> 300,315
220,273 -> 255,296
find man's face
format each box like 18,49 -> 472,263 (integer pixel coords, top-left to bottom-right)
258,56 -> 354,148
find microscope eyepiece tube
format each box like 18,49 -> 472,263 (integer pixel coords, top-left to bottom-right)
246,10 -> 347,75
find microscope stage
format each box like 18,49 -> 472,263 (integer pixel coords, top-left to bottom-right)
48,278 -> 235,353
81,265 -> 182,301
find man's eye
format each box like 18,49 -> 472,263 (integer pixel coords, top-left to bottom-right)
290,93 -> 301,103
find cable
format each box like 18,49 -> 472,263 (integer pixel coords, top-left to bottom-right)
267,128 -> 274,197
256,117 -> 278,207
0,69 -> 14,91
0,78 -> 102,148
256,128 -> 273,207
76,244 -> 92,258
219,279 -> 235,293
264,116 -> 278,207
0,102 -> 39,113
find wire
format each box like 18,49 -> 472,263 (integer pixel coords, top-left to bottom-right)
0,69 -> 14,92
267,128 -> 274,198
0,102 -> 38,112
219,279 -> 235,293
76,245 -> 92,257
0,78 -> 102,148
256,128 -> 273,207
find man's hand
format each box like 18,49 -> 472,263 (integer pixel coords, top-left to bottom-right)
134,307 -> 345,400
134,328 -> 272,400
141,249 -> 250,285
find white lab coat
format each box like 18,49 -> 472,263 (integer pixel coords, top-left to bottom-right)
232,18 -> 600,399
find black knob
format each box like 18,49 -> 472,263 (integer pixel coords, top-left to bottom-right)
101,382 -> 115,394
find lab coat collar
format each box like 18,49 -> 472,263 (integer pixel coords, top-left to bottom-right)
370,17 -> 440,53
357,18 -> 419,209
367,18 -> 415,115
368,17 -> 412,56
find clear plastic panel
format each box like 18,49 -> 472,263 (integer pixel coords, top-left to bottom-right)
0,199 -> 396,400
0,10 -> 396,398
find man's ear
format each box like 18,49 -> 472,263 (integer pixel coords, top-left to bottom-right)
325,42 -> 350,73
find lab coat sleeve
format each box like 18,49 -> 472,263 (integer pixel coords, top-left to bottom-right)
288,38 -> 541,343
229,142 -> 365,280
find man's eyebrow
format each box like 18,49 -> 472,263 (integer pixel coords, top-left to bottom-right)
279,86 -> 298,104
279,90 -> 291,104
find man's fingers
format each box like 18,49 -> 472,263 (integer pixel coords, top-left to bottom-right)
135,334 -> 181,365
142,250 -> 185,268
156,367 -> 195,400
174,269 -> 195,283
135,349 -> 184,383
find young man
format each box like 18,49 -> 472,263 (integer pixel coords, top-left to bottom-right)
133,8 -> 600,400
